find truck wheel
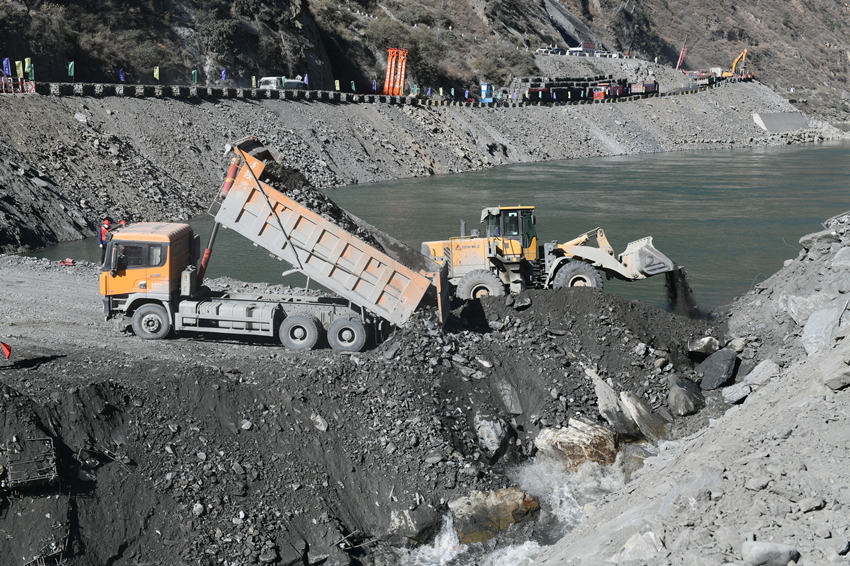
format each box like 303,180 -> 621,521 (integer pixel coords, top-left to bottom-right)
279,314 -> 321,351
458,270 -> 505,300
553,261 -> 604,289
327,318 -> 367,352
131,304 -> 172,340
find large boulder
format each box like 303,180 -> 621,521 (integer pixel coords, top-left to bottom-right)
741,541 -> 800,566
534,418 -> 618,471
697,349 -> 738,390
619,392 -> 667,442
667,377 -> 705,416
742,359 -> 780,387
448,487 -> 539,544
473,413 -> 510,459
798,228 -> 839,252
818,354 -> 850,391
801,305 -> 844,355
587,367 -> 641,438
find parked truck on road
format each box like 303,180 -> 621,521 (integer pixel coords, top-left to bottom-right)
100,138 -> 447,352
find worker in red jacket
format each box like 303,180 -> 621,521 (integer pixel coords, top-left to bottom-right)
99,219 -> 111,263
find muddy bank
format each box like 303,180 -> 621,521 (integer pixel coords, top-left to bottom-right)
1,80 -> 846,252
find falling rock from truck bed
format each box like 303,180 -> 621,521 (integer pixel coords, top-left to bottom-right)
259,159 -> 439,274
619,392 -> 667,443
448,487 -> 540,544
534,418 -> 618,471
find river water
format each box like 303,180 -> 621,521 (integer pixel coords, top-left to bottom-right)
36,142 -> 850,311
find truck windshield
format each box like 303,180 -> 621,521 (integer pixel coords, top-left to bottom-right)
102,242 -> 167,271
504,211 -> 520,237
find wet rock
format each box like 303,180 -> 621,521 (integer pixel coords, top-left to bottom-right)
697,349 -> 738,390
619,392 -> 666,442
667,376 -> 705,416
534,418 -> 618,470
388,507 -> 442,546
688,336 -> 719,356
741,540 -> 800,566
448,487 -> 540,544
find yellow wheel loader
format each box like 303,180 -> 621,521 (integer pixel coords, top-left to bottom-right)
420,206 -> 675,299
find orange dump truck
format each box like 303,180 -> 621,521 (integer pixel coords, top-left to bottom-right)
100,138 -> 447,352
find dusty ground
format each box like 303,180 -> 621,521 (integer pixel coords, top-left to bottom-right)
2,80 -> 846,252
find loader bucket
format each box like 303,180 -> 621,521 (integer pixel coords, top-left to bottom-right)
618,236 -> 675,279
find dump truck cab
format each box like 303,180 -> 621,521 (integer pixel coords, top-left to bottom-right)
100,222 -> 196,319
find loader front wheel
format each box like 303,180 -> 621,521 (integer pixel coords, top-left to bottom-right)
279,314 -> 322,351
552,262 -> 604,289
131,304 -> 172,340
458,270 -> 505,300
328,318 -> 368,353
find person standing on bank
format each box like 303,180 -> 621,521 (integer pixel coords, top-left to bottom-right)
99,219 -> 111,263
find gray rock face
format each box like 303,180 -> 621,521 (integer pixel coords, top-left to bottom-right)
587,368 -> 641,438
496,380 -> 523,415
801,306 -> 844,355
619,392 -> 666,442
818,355 -> 850,390
742,359 -> 780,387
831,246 -> 850,268
697,349 -> 738,390
722,381 -> 752,404
799,228 -> 839,251
667,377 -> 705,416
741,540 -> 800,566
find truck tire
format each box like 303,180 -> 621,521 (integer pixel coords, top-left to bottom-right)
279,314 -> 322,351
131,304 -> 172,340
327,318 -> 367,353
552,261 -> 604,289
458,270 -> 505,300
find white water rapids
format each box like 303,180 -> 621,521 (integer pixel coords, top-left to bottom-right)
399,455 -> 627,566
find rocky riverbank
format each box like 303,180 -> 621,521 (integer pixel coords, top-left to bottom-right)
1,79 -> 846,253
532,211 -> 850,566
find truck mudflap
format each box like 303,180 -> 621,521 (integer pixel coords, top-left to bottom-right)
618,236 -> 675,278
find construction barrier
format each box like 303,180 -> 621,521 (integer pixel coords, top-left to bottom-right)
1,77 -> 36,94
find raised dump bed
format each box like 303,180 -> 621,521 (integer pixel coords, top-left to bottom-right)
214,143 -> 440,327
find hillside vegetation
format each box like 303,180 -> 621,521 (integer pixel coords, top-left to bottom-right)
1,0 -> 848,120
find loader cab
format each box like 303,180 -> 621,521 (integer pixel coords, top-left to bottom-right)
100,223 -> 195,300
481,206 -> 538,261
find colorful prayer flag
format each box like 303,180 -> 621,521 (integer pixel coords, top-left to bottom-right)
191,70 -> 197,84
372,79 -> 376,91
67,61 -> 74,77
252,75 -> 256,88
450,88 -> 454,97
350,80 -> 355,91
118,68 -> 125,82
427,87 -> 431,96
334,79 -> 340,91
2,58 -> 10,77
153,66 -> 159,80
303,73 -> 308,85
27,62 -> 34,80
221,68 -> 226,81
439,87 -> 443,96
1,342 -> 10,360
15,60 -> 23,78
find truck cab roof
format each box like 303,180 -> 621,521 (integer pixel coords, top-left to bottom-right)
111,222 -> 192,243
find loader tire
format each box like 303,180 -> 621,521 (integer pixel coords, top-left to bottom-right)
131,304 -> 172,340
458,270 -> 505,300
552,262 -> 604,289
328,318 -> 368,353
279,314 -> 322,351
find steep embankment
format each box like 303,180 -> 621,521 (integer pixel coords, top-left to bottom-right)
1,81 -> 844,252
533,212 -> 850,565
